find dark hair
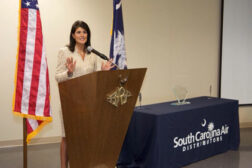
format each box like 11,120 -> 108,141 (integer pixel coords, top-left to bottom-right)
67,20 -> 91,53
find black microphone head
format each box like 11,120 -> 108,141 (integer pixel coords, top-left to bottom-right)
87,46 -> 93,52
86,46 -> 109,61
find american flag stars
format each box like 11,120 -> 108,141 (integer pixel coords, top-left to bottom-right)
25,1 -> 30,7
22,0 -> 39,9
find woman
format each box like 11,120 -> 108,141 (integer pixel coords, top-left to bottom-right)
55,20 -> 114,168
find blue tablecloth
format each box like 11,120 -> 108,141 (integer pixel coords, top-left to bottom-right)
117,96 -> 240,168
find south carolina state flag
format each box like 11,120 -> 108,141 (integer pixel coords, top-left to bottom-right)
110,0 -> 127,69
13,0 -> 52,143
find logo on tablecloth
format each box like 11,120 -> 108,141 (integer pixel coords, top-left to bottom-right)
173,119 -> 229,152
201,118 -> 207,127
208,122 -> 214,131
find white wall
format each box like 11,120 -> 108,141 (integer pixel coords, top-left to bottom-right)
0,0 -> 251,142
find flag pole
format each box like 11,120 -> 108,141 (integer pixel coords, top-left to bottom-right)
23,118 -> 27,168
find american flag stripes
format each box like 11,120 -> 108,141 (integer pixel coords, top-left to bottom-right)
110,0 -> 127,69
13,0 -> 52,143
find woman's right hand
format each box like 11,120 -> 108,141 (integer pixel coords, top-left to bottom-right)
65,57 -> 76,75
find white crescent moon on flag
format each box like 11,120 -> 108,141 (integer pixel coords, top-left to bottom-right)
116,0 -> 122,10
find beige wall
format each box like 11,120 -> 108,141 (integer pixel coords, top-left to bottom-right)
0,0 -> 251,143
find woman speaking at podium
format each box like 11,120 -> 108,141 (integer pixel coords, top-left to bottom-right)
55,20 -> 114,168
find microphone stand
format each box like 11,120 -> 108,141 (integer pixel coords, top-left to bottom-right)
87,46 -> 120,69
108,59 -> 120,70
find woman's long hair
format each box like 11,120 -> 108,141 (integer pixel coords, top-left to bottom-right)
67,20 -> 91,53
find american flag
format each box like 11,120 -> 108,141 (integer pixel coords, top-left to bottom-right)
13,0 -> 52,143
110,0 -> 127,69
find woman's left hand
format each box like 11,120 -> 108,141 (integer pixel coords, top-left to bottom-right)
101,59 -> 116,70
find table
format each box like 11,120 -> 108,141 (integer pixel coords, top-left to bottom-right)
117,97 -> 240,168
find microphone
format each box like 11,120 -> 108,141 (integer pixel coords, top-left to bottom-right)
138,92 -> 142,109
87,46 -> 119,69
87,46 -> 109,61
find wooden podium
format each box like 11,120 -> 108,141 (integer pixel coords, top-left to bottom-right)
58,68 -> 146,168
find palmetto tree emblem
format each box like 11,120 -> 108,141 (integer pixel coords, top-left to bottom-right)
208,122 -> 214,131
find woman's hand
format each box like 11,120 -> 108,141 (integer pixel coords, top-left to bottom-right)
65,57 -> 76,76
101,59 -> 116,70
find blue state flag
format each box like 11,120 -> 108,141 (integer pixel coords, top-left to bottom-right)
110,0 -> 127,69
